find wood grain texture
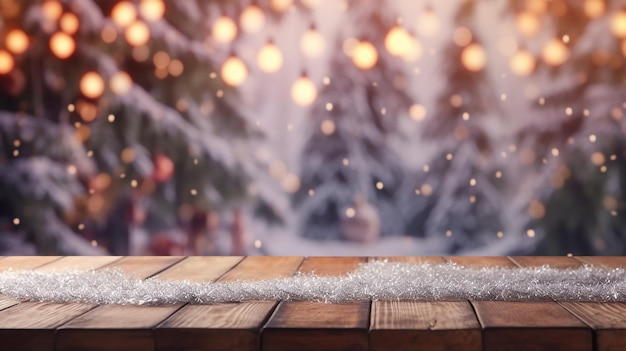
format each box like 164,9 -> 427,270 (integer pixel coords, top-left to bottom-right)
445,256 -> 517,267
509,256 -> 582,269
156,256 -> 304,351
37,255 -> 121,271
0,256 -> 61,271
575,256 -> 626,269
55,256 -> 187,351
154,256 -> 244,282
370,256 -> 480,351
263,257 -> 369,351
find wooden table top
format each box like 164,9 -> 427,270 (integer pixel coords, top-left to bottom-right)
0,256 -> 624,351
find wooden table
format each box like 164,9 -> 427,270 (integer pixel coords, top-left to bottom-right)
0,256 -> 624,351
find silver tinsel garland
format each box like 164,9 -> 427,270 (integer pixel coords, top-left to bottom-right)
0,261 -> 624,305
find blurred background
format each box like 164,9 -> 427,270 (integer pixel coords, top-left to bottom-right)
1,0 -> 625,256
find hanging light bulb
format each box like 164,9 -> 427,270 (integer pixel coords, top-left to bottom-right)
541,38 -> 569,66
583,0 -> 605,18
509,48 -> 536,76
351,40 -> 378,70
212,16 -> 237,43
221,55 -> 247,86
461,43 -> 487,72
416,6 -> 440,37
257,40 -> 283,73
516,11 -> 540,37
110,71 -> 133,95
300,25 -> 326,58
270,0 -> 293,12
41,0 -> 63,22
49,32 -> 75,59
291,73 -> 317,106
0,50 -> 15,75
5,29 -> 29,55
111,1 -> 137,27
139,0 -> 165,21
611,10 -> 626,38
240,4 -> 265,33
385,26 -> 412,57
124,20 -> 150,46
60,12 -> 80,34
80,71 -> 105,99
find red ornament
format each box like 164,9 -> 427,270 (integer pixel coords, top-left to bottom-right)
152,153 -> 174,183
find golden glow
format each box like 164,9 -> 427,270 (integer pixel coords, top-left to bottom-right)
257,41 -> 283,73
60,13 -> 80,34
80,71 -> 105,99
271,0 -> 293,12
385,26 -> 412,57
510,49 -> 536,76
291,75 -> 317,106
409,104 -> 426,121
516,11 -> 540,37
49,32 -> 75,59
584,0 -> 605,18
541,38 -> 569,66
101,26 -> 117,43
461,43 -> 487,72
402,37 -> 423,62
152,51 -> 170,69
240,5 -> 265,33
300,28 -> 326,58
41,1 -> 63,22
453,27 -> 472,47
212,16 -> 237,43
220,56 -> 247,86
416,9 -> 440,37
168,59 -> 184,76
139,0 -> 165,21
124,20 -> 150,46
320,119 -> 336,135
109,71 -> 133,95
351,41 -> 378,70
5,29 -> 29,55
0,50 -> 15,75
111,1 -> 137,27
611,11 -> 626,38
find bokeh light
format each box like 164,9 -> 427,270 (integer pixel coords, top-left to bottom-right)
139,0 -> 165,21
351,40 -> 378,70
291,75 -> 317,106
300,27 -> 326,58
611,11 -> 626,38
49,32 -> 75,59
541,38 -> 569,66
109,71 -> 133,95
240,5 -> 266,33
111,1 -> 137,27
79,71 -> 105,99
416,8 -> 440,37
0,50 -> 15,75
212,16 -> 237,43
60,12 -> 80,34
124,20 -> 150,46
221,55 -> 248,86
385,26 -> 412,57
461,43 -> 487,72
5,29 -> 29,55
257,41 -> 283,73
41,1 -> 63,22
510,49 -> 536,76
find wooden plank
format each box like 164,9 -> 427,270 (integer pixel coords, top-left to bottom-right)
464,257 -> 592,351
369,256 -> 481,351
575,256 -> 626,269
37,255 -> 121,272
445,256 -> 517,268
555,257 -> 626,351
57,256 -> 243,351
156,256 -> 303,351
509,256 -> 582,269
0,256 -> 119,351
263,257 -> 369,351
0,256 -> 61,271
99,256 -> 184,278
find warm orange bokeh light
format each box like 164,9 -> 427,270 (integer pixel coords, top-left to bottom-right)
584,0 -> 605,18
351,41 -> 378,70
0,50 -> 15,75
611,11 -> 626,38
516,11 -> 540,37
60,12 -> 80,34
270,0 -> 293,12
124,20 -> 150,46
41,1 -> 63,22
291,75 -> 317,106
453,27 -> 472,47
221,56 -> 247,86
6,29 -> 29,55
49,32 -> 75,59
240,5 -> 265,33
212,16 -> 237,43
300,27 -> 326,58
111,1 -> 137,27
257,41 -> 283,73
110,71 -> 133,95
80,71 -> 105,99
510,49 -> 536,76
541,38 -> 569,66
385,26 -> 412,57
416,9 -> 440,37
139,0 -> 165,21
461,43 -> 487,72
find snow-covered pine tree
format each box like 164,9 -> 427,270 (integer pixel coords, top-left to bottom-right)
0,0 -> 286,254
294,0 -> 413,241
510,0 -> 626,255
409,1 -> 505,252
